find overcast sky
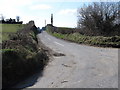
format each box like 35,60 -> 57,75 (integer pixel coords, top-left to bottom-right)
0,0 -> 118,28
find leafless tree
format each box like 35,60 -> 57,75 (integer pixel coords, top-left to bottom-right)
77,2 -> 120,36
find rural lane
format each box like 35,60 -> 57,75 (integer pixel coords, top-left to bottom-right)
16,31 -> 118,88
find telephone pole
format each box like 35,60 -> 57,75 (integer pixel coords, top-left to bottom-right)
45,19 -> 46,26
0,14 -> 4,20
51,13 -> 53,26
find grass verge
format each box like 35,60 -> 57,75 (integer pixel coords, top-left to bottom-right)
47,31 -> 120,48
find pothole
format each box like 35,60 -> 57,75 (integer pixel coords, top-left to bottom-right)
61,80 -> 68,83
53,52 -> 65,57
62,64 -> 72,67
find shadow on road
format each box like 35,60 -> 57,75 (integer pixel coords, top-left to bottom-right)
13,69 -> 44,89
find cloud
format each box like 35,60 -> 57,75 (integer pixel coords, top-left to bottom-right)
27,0 -> 119,2
1,0 -> 33,7
30,4 -> 52,10
59,9 -> 77,15
0,0 -> 33,19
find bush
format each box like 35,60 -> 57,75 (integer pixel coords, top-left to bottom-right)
2,21 -> 49,88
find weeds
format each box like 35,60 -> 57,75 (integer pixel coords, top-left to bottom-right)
49,32 -> 120,48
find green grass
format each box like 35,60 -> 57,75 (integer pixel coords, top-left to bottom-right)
0,24 -> 25,41
2,33 -> 9,41
0,49 -> 15,52
0,33 -> 1,43
48,31 -> 120,48
1,24 -> 25,33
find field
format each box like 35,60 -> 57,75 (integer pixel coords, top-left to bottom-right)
0,24 -> 25,41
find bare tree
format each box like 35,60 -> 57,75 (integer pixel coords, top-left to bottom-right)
77,2 -> 120,36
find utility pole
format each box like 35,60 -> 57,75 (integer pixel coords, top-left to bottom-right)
45,19 -> 46,26
16,16 -> 20,22
51,13 -> 53,26
0,14 -> 4,20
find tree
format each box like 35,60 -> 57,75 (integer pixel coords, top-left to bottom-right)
77,2 -> 120,36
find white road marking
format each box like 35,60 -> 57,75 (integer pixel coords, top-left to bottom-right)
54,41 -> 64,47
47,38 -> 51,40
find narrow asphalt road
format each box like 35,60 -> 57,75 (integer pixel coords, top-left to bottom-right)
16,31 -> 118,88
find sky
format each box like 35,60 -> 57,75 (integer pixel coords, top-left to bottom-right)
0,0 -> 118,28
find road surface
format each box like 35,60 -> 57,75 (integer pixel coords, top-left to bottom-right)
16,31 -> 118,88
